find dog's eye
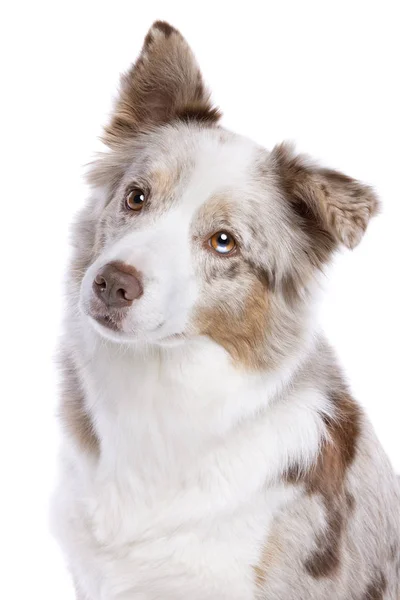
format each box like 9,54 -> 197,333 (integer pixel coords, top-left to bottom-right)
125,188 -> 146,211
209,232 -> 236,255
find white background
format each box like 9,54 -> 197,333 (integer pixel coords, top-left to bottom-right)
1,1 -> 399,598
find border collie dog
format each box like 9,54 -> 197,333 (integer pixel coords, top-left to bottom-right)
52,21 -> 400,600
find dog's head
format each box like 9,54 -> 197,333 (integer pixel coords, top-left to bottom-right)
77,21 -> 379,369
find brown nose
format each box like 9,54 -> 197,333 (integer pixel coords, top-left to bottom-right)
93,262 -> 142,308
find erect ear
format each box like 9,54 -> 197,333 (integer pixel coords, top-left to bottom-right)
103,21 -> 221,147
271,143 -> 380,250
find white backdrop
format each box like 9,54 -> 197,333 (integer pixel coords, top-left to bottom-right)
1,1 -> 399,598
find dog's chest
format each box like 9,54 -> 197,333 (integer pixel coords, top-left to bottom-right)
77,455 -> 293,600
62,344 -> 303,599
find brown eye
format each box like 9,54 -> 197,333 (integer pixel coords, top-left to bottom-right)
210,231 -> 236,255
125,188 -> 146,211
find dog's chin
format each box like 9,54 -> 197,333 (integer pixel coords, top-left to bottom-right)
88,314 -> 188,347
88,315 -> 136,343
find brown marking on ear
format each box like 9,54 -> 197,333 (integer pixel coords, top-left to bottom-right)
195,279 -> 269,370
143,31 -> 154,48
362,571 -> 387,599
176,103 -> 222,124
59,353 -> 99,455
271,142 -> 380,251
152,20 -> 176,38
103,21 -> 220,147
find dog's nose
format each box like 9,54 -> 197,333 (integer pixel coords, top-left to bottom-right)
93,262 -> 142,308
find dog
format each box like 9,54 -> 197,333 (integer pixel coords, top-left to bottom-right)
51,20 -> 400,600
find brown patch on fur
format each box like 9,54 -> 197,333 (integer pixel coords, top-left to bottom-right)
304,498 -> 344,578
280,392 -> 361,579
148,168 -> 182,202
254,531 -> 282,588
59,353 -> 99,455
345,490 -> 355,512
192,193 -> 275,369
103,21 -> 220,147
195,279 -> 269,370
310,393 -> 361,494
304,393 -> 360,578
362,571 -> 387,599
283,393 -> 360,491
283,463 -> 303,484
271,142 -> 379,251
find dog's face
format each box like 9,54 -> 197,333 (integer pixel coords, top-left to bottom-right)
78,21 -> 378,369
81,126 -> 267,345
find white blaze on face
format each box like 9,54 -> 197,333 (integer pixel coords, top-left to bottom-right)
80,127 -> 259,343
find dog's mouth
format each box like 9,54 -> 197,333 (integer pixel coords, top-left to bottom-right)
85,296 -> 188,343
91,313 -> 121,331
87,297 -> 128,333
88,310 -> 188,346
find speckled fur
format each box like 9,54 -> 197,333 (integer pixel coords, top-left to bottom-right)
51,21 -> 400,600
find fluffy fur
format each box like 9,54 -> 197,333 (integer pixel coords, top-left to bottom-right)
51,21 -> 400,600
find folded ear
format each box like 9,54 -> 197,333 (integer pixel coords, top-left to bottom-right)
272,143 -> 380,249
103,21 -> 220,147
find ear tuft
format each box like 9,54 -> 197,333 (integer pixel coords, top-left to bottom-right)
103,21 -> 220,147
151,20 -> 178,38
272,142 -> 380,250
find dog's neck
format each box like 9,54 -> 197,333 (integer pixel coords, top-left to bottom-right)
77,321 -> 321,459
82,326 -> 306,415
